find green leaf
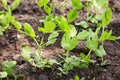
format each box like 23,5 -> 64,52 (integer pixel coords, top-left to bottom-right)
48,31 -> 59,40
94,45 -> 106,57
69,25 -> 77,37
2,0 -> 7,8
74,75 -> 80,80
44,5 -> 51,15
102,8 -> 112,27
46,38 -> 57,46
87,35 -> 98,50
59,16 -> 70,33
22,46 -> 31,61
67,10 -> 78,22
48,59 -> 58,65
99,30 -> 117,41
11,0 -> 21,10
2,61 -> 17,69
72,0 -> 84,10
61,33 -> 70,50
77,21 -> 88,28
77,30 -> 89,40
0,26 -> 4,35
69,36 -> 78,50
93,0 -> 108,10
37,0 -> 48,7
0,71 -> 7,78
24,23 -> 36,38
61,33 -> 78,50
12,21 -> 21,30
46,31 -> 59,46
38,21 -> 56,33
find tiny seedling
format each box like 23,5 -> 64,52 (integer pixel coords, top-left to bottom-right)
21,46 -> 58,69
1,60 -> 25,80
0,0 -> 21,36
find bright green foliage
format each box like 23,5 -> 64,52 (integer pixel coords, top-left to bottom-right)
67,10 -> 78,22
2,0 -> 7,8
61,33 -> 78,51
12,21 -> 22,30
38,21 -> 56,33
94,45 -> 106,57
102,8 -> 112,27
58,16 -> 70,33
37,0 -> 48,7
74,75 -> 80,80
0,71 -> 7,79
77,30 -> 89,40
2,61 -> 17,75
22,46 -> 58,68
46,31 -> 59,46
87,35 -> 98,50
72,0 -> 84,10
77,21 -> 88,28
44,5 -> 51,15
11,0 -> 21,10
24,23 -> 36,38
92,0 -> 108,10
21,46 -> 31,61
69,25 -> 77,37
99,30 -> 117,41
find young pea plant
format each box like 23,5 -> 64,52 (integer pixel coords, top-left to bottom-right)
15,22 -> 59,69
77,0 -> 118,65
0,0 -> 21,36
0,60 -> 25,80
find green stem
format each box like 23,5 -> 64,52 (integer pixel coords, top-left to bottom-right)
86,50 -> 92,59
66,50 -> 69,58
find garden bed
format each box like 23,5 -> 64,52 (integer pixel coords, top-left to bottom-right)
0,0 -> 120,80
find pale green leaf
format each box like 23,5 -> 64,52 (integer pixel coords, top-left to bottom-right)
24,23 -> 36,38
22,46 -> 31,61
102,8 -> 112,27
94,45 -> 106,57
67,10 -> 78,22
0,71 -> 7,78
11,0 -> 21,10
38,21 -> 56,33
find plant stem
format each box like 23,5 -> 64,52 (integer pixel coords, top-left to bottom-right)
86,50 -> 92,59
66,50 -> 69,58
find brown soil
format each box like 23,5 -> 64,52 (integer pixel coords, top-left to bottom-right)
0,0 -> 120,80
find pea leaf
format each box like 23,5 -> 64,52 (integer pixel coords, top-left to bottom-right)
38,21 -> 56,33
11,0 -> 21,10
77,21 -> 88,28
0,71 -> 7,78
0,26 -> 4,35
94,45 -> 106,57
44,5 -> 51,15
2,0 -> 7,8
93,0 -> 108,10
74,75 -> 80,80
37,0 -> 48,7
67,10 -> 78,22
72,0 -> 84,10
21,46 -> 31,61
69,25 -> 77,37
12,20 -> 21,30
61,33 -> 78,50
77,30 -> 89,40
87,35 -> 98,50
102,8 -> 112,27
99,30 -> 117,41
59,16 -> 70,33
24,23 -> 36,38
2,61 -> 17,69
46,31 -> 59,46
